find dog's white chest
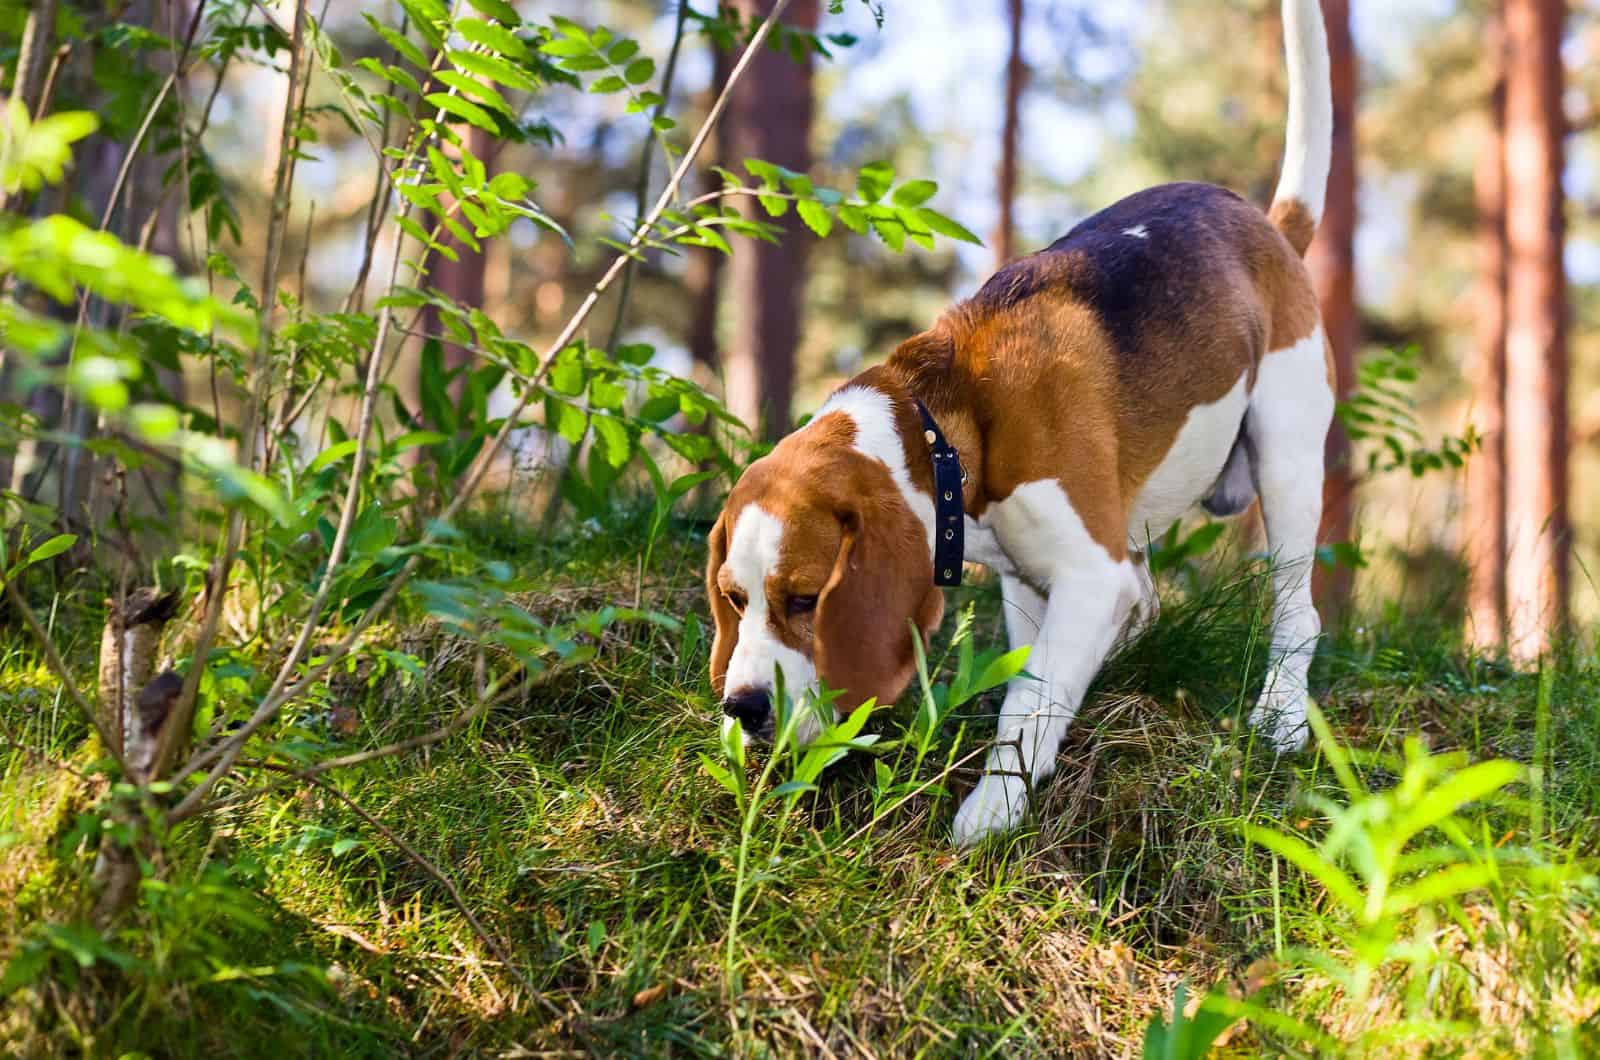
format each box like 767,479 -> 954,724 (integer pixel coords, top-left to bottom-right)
1126,373 -> 1250,546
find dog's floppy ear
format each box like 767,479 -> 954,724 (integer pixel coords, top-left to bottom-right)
814,499 -> 944,710
706,512 -> 738,697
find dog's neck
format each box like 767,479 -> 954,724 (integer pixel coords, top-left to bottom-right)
847,332 -> 986,514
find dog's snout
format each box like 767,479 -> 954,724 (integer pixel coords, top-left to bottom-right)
721,688 -> 772,730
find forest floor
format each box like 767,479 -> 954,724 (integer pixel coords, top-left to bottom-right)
3,501 -> 1599,1057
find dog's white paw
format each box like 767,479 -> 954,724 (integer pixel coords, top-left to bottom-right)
952,775 -> 1028,847
1249,688 -> 1312,752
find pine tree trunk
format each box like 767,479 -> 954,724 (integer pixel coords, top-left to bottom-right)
1307,0 -> 1358,616
1502,0 -> 1569,660
1466,9 -> 1509,652
994,0 -> 1024,270
724,0 -> 818,441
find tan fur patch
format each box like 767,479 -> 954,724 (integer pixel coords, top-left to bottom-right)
1267,197 -> 1317,256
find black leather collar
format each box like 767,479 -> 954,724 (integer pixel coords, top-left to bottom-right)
913,399 -> 966,587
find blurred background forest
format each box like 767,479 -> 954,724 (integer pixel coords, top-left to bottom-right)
7,0 -> 1597,648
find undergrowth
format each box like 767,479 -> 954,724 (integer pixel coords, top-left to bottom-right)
4,497 -> 1598,1057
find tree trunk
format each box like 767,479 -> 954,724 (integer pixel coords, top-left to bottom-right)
1306,0 -> 1357,618
1465,9 -> 1508,653
994,0 -> 1025,270
1502,0 -> 1568,660
723,0 -> 818,441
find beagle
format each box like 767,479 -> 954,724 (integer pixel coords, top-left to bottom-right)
706,0 -> 1334,845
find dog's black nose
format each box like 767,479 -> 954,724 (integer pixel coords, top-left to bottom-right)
721,688 -> 772,730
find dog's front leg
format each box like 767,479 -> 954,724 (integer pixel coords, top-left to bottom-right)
952,558 -> 1138,846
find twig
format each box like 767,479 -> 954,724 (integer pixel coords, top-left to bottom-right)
166,0 -> 797,824
10,0 -> 59,119
1,576 -> 123,767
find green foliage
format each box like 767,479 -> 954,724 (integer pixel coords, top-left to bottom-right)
1212,701 -> 1595,1052
1140,982 -> 1237,1060
1339,345 -> 1478,478
0,100 -> 98,195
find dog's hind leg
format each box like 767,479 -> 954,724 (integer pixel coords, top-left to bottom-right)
1243,326 -> 1334,750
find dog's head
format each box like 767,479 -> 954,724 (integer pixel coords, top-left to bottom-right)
705,417 -> 943,745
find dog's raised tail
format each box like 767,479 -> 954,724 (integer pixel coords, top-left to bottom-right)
1268,0 -> 1332,257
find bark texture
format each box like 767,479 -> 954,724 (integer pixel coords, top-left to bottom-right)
1306,0 -> 1358,615
1502,0 -> 1569,660
723,0 -> 818,440
1466,10 -> 1509,652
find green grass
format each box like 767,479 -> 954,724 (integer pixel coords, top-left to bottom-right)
3,505 -> 1599,1056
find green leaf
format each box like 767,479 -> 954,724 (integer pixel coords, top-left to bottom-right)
425,93 -> 499,133
449,49 -> 538,91
970,645 -> 1031,698
390,430 -> 449,453
308,440 -> 359,473
458,18 -> 530,61
26,533 -> 77,566
1239,823 -> 1365,916
915,207 -> 983,245
837,204 -> 869,235
592,414 -> 632,467
856,160 -> 894,203
547,398 -> 587,445
590,75 -> 628,94
624,57 -> 655,85
1388,760 -> 1523,847
796,198 -> 833,237
395,0 -> 447,46
699,753 -> 741,796
465,0 -> 520,23
549,353 -> 585,396
1382,862 -> 1502,918
890,179 -> 938,208
433,70 -> 512,115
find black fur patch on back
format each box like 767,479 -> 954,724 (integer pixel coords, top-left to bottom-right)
971,182 -> 1254,361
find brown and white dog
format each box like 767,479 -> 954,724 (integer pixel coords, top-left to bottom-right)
705,0 -> 1334,845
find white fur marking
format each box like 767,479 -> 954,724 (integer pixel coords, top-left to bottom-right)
1273,0 -> 1333,223
722,505 -> 822,744
814,386 -> 937,557
1246,325 -> 1333,750
1127,371 -> 1250,547
1122,224 -> 1149,239
952,481 -> 1139,845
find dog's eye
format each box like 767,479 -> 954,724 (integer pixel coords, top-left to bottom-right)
787,594 -> 818,616
725,589 -> 747,615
